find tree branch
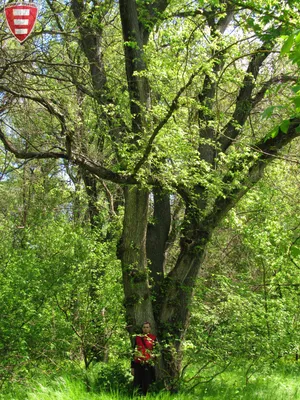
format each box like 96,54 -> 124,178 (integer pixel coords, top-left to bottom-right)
232,0 -> 300,28
0,128 -> 67,161
159,118 -> 300,335
220,43 -> 274,152
71,0 -> 109,97
211,117 -> 300,226
132,34 -> 271,175
139,0 -> 169,44
252,74 -> 298,108
0,128 -> 138,184
133,64 -> 205,175
0,85 -> 66,134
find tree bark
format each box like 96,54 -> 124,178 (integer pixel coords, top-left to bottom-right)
146,187 -> 171,306
119,187 -> 156,335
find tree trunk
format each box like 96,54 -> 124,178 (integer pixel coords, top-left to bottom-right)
146,188 -> 171,305
156,219 -> 210,387
119,186 -> 156,336
81,169 -> 100,228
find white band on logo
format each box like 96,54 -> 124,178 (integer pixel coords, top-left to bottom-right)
13,9 -> 30,16
14,19 -> 29,25
15,29 -> 28,34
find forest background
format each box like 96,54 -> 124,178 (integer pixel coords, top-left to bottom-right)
0,0 -> 300,397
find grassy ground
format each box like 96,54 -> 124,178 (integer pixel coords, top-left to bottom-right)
1,363 -> 299,400
195,367 -> 300,399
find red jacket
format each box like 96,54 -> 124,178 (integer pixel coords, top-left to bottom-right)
133,334 -> 157,364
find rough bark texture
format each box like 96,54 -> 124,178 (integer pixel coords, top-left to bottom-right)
119,187 -> 155,334
146,188 -> 171,304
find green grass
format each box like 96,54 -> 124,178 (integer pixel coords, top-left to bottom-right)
1,363 -> 300,400
194,364 -> 300,400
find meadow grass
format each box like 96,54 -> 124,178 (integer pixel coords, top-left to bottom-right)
1,362 -> 300,400
194,363 -> 300,400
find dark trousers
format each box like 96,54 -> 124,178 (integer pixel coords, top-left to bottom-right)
133,363 -> 155,395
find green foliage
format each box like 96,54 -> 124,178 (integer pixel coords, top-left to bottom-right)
85,361 -> 132,394
281,31 -> 300,65
193,362 -> 300,399
2,363 -> 300,399
0,159 -> 126,385
184,155 -> 300,386
0,0 -> 300,392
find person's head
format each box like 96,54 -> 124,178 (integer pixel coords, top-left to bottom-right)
142,322 -> 151,334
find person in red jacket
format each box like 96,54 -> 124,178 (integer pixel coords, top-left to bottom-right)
131,322 -> 157,395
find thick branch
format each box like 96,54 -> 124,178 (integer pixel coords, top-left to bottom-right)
119,0 -> 150,133
71,0 -> 108,99
160,117 -> 300,323
220,43 -> 274,152
45,0 -> 64,32
138,0 -> 169,44
252,74 -> 298,108
212,117 -> 300,225
0,85 -> 67,138
203,1 -> 235,33
216,3 -> 235,34
197,3 -> 235,165
0,128 -> 67,160
133,35 -> 269,174
0,128 -> 137,184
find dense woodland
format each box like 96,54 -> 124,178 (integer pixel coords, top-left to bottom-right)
0,0 -> 300,393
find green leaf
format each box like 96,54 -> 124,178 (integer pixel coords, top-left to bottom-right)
264,126 -> 279,141
261,106 -> 275,119
292,96 -> 300,109
279,120 -> 290,134
280,35 -> 294,56
291,85 -> 300,94
270,126 -> 279,138
295,32 -> 300,44
291,245 -> 300,259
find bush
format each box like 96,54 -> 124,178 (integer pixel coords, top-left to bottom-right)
87,361 -> 132,394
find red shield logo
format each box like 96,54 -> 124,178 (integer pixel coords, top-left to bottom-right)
5,3 -> 38,43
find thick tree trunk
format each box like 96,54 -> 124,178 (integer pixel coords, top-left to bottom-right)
156,222 -> 210,387
119,188 -> 204,388
119,187 -> 155,335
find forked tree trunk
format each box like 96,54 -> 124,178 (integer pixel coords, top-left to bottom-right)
120,185 -> 211,387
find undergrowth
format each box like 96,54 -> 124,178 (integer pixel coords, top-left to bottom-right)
0,360 -> 300,400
